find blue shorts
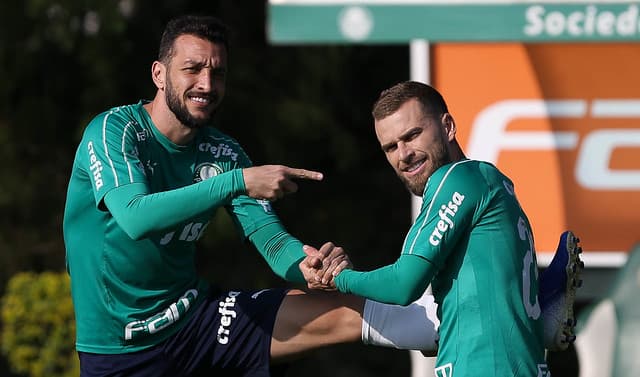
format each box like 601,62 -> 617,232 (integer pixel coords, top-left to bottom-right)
79,288 -> 288,377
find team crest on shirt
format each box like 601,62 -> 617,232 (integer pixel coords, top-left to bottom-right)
194,162 -> 224,182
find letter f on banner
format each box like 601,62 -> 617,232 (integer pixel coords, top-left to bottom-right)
467,99 -> 582,163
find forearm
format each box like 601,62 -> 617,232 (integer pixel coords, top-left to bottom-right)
104,169 -> 245,239
334,254 -> 434,306
248,222 -> 306,283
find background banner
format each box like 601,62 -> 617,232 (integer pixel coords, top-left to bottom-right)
433,43 -> 640,264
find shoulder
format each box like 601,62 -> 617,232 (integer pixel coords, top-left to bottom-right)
83,103 -> 145,140
425,160 -> 495,202
435,159 -> 505,181
432,160 -> 516,204
430,160 -> 481,184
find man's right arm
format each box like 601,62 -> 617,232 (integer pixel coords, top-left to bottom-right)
104,165 -> 323,241
103,170 -> 244,240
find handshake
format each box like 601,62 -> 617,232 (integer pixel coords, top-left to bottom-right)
299,242 -> 353,291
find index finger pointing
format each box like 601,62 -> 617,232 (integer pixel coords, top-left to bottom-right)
287,168 -> 324,181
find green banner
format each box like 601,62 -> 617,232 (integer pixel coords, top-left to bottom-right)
268,2 -> 640,43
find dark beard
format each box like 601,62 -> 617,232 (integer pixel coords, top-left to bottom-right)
165,80 -> 213,129
401,139 -> 451,197
400,173 -> 429,197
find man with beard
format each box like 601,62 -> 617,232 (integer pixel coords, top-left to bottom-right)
303,81 -> 583,377
63,15 -> 581,377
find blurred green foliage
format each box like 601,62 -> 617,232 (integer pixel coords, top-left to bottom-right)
1,272 -> 79,377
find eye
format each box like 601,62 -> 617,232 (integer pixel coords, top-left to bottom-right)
183,66 -> 200,74
382,144 -> 397,153
407,129 -> 421,141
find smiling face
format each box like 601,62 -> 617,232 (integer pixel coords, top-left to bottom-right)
162,34 -> 227,129
375,98 -> 454,196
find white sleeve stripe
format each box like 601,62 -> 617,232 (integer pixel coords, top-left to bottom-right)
406,159 -> 472,255
102,111 -> 120,187
122,121 -> 136,183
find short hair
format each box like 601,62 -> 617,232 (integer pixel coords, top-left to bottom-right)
372,81 -> 449,121
158,14 -> 230,64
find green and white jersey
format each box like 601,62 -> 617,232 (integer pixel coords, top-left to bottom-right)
63,101 -> 280,353
406,159 -> 547,377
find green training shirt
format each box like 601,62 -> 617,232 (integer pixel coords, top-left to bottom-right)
336,159 -> 547,376
63,101 -> 300,353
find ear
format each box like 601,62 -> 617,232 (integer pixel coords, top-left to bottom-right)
442,113 -> 457,141
151,61 -> 166,90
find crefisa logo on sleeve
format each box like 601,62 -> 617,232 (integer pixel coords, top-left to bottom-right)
194,162 -> 224,183
87,141 -> 104,190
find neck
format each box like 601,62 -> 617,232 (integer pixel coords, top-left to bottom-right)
449,140 -> 467,162
143,91 -> 198,145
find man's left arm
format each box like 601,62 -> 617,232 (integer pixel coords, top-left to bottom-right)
247,221 -> 307,283
239,209 -> 350,285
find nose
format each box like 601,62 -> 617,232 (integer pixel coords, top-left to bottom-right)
196,69 -> 213,92
397,142 -> 414,162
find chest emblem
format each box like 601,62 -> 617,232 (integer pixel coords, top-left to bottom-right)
194,162 -> 224,183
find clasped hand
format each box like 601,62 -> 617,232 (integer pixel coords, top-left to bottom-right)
299,242 -> 352,291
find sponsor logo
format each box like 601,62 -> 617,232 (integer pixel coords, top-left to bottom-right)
87,141 -> 104,190
217,291 -> 241,345
194,162 -> 224,183
199,142 -> 239,161
429,192 -> 465,246
124,289 -> 198,341
524,5 -> 640,38
135,128 -> 150,142
256,199 -> 272,213
537,363 -> 551,377
159,221 -> 209,245
467,99 -> 640,190
434,363 -> 453,377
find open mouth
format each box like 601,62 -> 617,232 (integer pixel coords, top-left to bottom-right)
187,93 -> 217,108
189,96 -> 211,105
403,159 -> 426,176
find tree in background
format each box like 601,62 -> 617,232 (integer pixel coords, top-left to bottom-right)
0,0 -> 136,293
1,272 -> 78,377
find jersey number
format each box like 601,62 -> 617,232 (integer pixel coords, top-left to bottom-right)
518,217 -> 541,319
